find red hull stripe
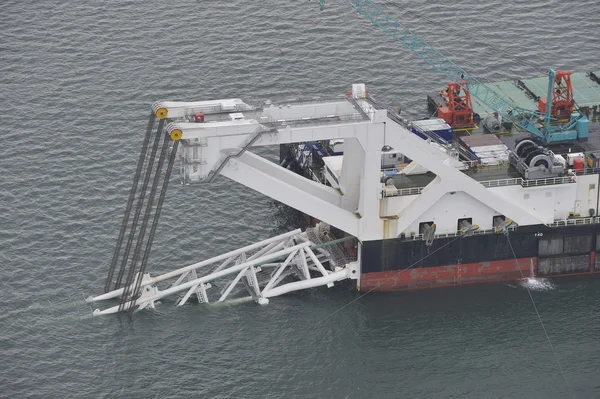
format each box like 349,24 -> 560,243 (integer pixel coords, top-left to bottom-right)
360,258 -> 536,291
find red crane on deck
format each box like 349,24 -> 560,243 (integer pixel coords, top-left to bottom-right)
437,82 -> 475,128
537,70 -> 574,121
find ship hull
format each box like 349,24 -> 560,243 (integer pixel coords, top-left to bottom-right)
359,224 -> 600,291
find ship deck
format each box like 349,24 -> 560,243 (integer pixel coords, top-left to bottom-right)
386,119 -> 600,195
470,72 -> 600,118
428,71 -> 600,121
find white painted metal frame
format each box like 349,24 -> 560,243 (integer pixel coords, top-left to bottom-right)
156,85 -> 553,242
87,228 -> 356,316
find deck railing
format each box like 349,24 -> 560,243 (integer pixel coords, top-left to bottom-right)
521,176 -> 574,187
383,186 -> 424,197
549,217 -> 600,227
480,178 -> 521,188
398,216 -> 600,240
403,225 -> 518,241
384,175 -> 576,197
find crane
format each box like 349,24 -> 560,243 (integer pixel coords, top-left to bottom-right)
320,0 -> 589,144
438,82 -> 476,128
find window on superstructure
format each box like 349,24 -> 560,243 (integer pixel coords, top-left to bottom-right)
457,218 -> 473,232
493,215 -> 506,228
419,221 -> 434,235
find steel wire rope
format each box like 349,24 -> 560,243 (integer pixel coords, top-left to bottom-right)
118,129 -> 172,314
127,140 -> 180,318
505,233 -> 575,398
313,235 -> 461,323
105,112 -> 156,292
114,119 -> 166,291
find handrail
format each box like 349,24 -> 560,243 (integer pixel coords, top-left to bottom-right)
403,225 -> 518,241
383,187 -> 424,197
384,175 -> 576,197
549,217 -> 600,227
205,126 -> 270,182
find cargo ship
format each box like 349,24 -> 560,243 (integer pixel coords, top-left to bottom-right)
278,72 -> 600,291
88,75 -> 600,316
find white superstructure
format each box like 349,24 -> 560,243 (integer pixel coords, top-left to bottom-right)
159,84 -> 596,240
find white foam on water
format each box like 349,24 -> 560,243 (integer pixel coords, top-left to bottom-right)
519,277 -> 556,291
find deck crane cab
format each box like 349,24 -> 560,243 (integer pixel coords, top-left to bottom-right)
538,70 -> 575,121
437,82 -> 475,128
323,0 -> 590,145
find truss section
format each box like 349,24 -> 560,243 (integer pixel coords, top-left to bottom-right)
87,227 -> 358,316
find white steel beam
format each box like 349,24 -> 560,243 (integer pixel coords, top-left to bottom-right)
339,137 -> 363,210
304,247 -> 331,278
168,120 -> 373,145
92,242 -> 311,316
394,179 -> 447,235
211,255 -> 237,273
218,265 -> 251,302
87,229 -> 302,303
221,154 -> 360,237
299,248 -> 310,279
235,151 -> 342,206
247,266 -> 261,298
177,283 -> 200,306
262,251 -> 298,293
246,241 -> 283,261
153,99 -> 252,119
384,119 -> 545,235
262,269 -> 350,298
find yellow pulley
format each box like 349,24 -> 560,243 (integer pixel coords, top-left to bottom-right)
155,107 -> 168,119
170,129 -> 182,141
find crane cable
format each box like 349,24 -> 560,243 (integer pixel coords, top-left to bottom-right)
118,127 -> 172,315
127,139 -> 180,317
104,112 -> 156,293
114,119 -> 166,291
505,233 -> 574,398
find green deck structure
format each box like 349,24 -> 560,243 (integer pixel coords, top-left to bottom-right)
470,72 -> 600,119
471,80 -> 536,117
519,72 -> 600,108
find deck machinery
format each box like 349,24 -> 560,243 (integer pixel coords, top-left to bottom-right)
435,82 -> 476,129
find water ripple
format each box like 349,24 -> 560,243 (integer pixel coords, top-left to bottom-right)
1,0 -> 599,397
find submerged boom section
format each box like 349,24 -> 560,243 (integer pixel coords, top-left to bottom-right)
90,226 -> 357,316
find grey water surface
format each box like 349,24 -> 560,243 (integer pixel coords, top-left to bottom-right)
1,0 -> 599,398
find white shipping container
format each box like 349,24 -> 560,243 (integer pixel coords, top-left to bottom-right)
470,144 -> 508,152
474,149 -> 510,156
480,158 -> 501,166
566,152 -> 584,166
